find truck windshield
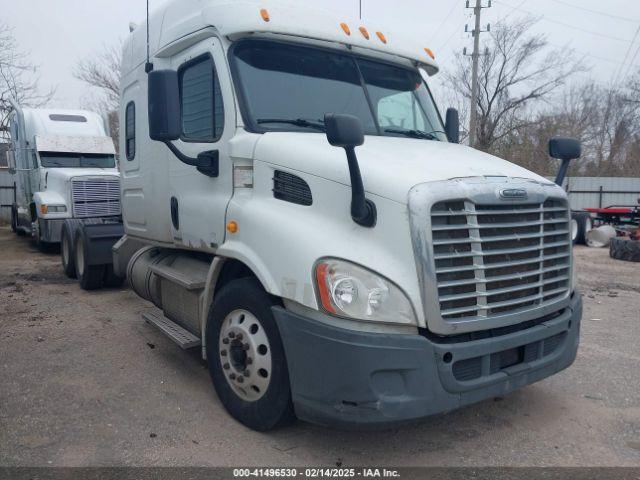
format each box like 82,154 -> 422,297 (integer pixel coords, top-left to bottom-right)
39,152 -> 116,168
231,40 -> 446,141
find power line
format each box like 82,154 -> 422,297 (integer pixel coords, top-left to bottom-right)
429,1 -> 460,43
493,0 -> 635,43
613,25 -> 640,84
546,0 -> 640,23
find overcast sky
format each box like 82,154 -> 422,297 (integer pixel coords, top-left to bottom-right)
1,0 -> 638,109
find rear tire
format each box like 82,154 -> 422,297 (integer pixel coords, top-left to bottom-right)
205,277 -> 295,431
74,228 -> 105,290
573,212 -> 592,245
61,224 -> 77,279
610,237 -> 640,262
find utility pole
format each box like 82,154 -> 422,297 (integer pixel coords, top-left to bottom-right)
465,0 -> 491,147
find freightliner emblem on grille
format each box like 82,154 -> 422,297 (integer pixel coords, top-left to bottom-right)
499,188 -> 528,200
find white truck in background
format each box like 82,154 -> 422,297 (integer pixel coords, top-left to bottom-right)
64,0 -> 583,431
6,103 -> 121,265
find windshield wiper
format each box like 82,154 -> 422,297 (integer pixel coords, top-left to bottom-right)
384,128 -> 440,140
257,118 -> 326,132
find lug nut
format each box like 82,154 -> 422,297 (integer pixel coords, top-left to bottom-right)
220,350 -> 227,356
222,338 -> 230,345
229,332 -> 236,339
243,343 -> 250,351
243,370 -> 250,377
236,333 -> 243,341
223,363 -> 230,370
246,357 -> 253,365
237,376 -> 244,383
229,373 -> 236,380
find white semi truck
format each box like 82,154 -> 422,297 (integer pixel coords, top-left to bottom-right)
67,0 -> 583,431
6,103 -> 120,261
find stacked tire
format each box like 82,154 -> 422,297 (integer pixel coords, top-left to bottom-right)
610,237 -> 640,262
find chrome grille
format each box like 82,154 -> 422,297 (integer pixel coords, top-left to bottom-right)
72,178 -> 121,218
431,199 -> 571,321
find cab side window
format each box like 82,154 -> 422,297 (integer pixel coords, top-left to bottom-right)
125,102 -> 136,160
179,55 -> 224,142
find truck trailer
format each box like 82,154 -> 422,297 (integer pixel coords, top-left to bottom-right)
6,103 -> 121,259
66,0 -> 583,431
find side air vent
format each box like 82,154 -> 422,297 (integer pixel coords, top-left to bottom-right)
273,170 -> 312,206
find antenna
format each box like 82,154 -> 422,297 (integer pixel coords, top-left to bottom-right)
145,0 -> 154,73
359,0 -> 362,19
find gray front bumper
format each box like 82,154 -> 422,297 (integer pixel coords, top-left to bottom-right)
273,292 -> 582,429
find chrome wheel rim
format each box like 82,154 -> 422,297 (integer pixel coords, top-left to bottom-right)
571,219 -> 578,242
585,217 -> 593,233
218,309 -> 272,402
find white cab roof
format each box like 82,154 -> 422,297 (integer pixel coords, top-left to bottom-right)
21,108 -> 108,141
125,0 -> 439,75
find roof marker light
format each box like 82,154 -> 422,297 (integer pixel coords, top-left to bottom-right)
260,9 -> 270,22
340,22 -> 351,35
359,26 -> 370,40
424,47 -> 435,59
376,31 -> 387,44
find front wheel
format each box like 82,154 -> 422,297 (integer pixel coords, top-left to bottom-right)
205,278 -> 295,431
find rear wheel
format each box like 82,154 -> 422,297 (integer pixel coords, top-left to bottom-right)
573,212 -> 592,245
74,228 -> 105,290
205,278 -> 295,431
61,224 -> 76,278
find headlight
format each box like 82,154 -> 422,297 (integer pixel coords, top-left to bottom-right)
315,259 -> 417,325
40,204 -> 67,214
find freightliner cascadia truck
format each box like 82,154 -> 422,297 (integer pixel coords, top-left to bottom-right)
62,0 -> 583,431
6,102 -> 120,261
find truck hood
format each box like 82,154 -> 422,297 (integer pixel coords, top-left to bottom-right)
253,132 -> 552,203
44,167 -> 120,185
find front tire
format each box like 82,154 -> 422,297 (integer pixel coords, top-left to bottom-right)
74,228 -> 105,290
205,278 -> 295,431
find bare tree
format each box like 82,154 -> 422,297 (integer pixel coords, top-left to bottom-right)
74,43 -> 121,150
0,22 -> 55,141
444,17 -> 585,152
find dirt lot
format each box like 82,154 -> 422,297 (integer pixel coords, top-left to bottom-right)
0,225 -> 639,467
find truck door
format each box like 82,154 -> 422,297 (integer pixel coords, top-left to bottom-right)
168,38 -> 235,250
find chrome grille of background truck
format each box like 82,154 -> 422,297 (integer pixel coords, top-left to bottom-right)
71,178 -> 121,218
408,178 -> 573,335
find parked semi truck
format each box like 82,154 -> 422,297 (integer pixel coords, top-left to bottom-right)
65,0 -> 583,430
6,102 -> 121,260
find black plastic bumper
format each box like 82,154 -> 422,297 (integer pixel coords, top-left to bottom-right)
273,292 -> 582,429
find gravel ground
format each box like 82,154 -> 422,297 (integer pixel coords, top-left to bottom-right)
0,226 -> 639,467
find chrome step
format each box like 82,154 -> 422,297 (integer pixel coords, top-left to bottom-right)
143,311 -> 201,349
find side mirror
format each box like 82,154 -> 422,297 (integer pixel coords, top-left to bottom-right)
444,108 -> 460,144
549,137 -> 581,186
6,150 -> 16,174
324,113 -> 376,228
148,70 -> 181,142
324,113 -> 364,148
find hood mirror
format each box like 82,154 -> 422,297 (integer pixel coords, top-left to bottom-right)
444,108 -> 460,144
549,137 -> 581,186
324,114 -> 376,228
